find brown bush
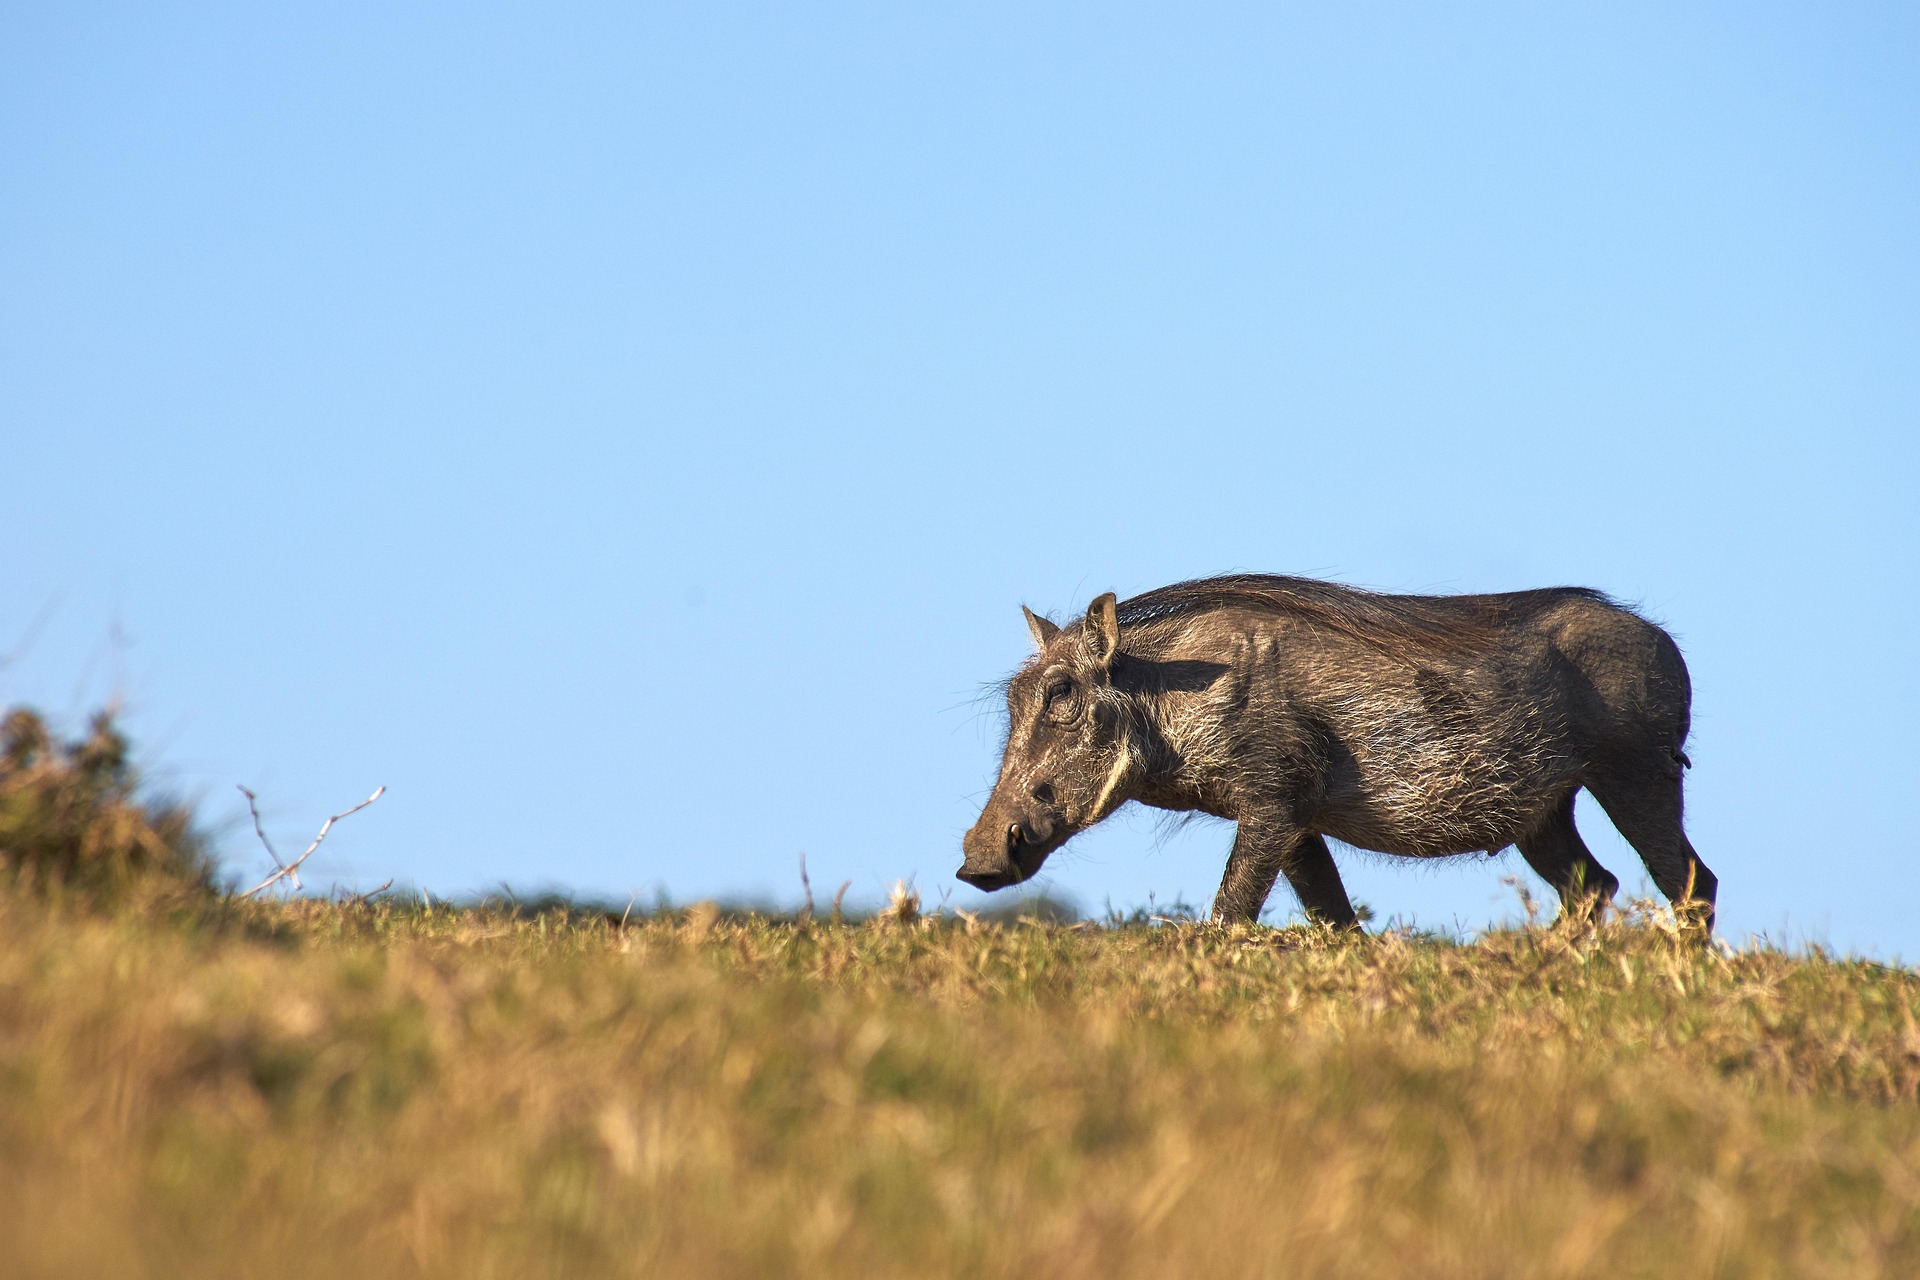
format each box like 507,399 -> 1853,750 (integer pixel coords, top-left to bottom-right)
0,706 -> 212,902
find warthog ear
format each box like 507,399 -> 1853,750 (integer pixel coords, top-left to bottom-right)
1022,605 -> 1060,650
1082,593 -> 1120,667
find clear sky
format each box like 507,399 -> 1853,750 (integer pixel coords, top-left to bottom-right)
4,3 -> 1915,954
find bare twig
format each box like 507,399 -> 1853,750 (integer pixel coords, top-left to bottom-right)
237,786 -> 287,873
241,785 -> 387,898
832,879 -> 852,926
798,851 -> 814,925
0,593 -> 61,673
340,879 -> 393,907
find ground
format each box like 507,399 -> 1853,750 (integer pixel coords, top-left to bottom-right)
1,889 -> 1917,1279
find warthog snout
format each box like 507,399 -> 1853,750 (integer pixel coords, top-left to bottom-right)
958,807 -> 1058,891
956,818 -> 1020,890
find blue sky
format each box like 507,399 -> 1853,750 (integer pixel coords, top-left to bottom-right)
4,3 -> 1916,953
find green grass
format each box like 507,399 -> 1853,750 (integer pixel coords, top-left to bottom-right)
1,889 -> 1917,1279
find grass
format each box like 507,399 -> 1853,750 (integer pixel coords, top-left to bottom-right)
1,889 -> 1917,1279
1,704 -> 1916,1276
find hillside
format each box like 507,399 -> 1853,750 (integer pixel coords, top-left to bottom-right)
2,890 -> 1916,1279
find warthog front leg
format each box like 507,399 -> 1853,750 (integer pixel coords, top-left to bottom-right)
1587,769 -> 1717,936
1515,792 -> 1619,924
1213,818 -> 1359,930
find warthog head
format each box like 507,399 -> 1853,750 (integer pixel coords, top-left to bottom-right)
959,593 -> 1137,892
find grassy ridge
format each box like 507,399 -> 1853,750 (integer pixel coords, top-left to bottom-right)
2,893 -> 1917,1279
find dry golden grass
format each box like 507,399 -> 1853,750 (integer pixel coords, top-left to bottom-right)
1,888 -> 1917,1280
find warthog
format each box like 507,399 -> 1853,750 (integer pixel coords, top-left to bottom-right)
959,575 -> 1716,931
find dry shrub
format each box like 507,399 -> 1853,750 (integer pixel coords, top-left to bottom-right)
0,706 -> 212,903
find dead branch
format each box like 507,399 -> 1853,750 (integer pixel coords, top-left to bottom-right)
241,784 -> 386,898
237,786 -> 286,874
798,851 -> 814,925
0,593 -> 61,674
340,879 -> 393,907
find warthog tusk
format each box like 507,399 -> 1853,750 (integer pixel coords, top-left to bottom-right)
1090,744 -> 1133,821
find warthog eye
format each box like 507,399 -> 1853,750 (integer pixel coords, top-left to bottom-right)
1043,678 -> 1079,724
